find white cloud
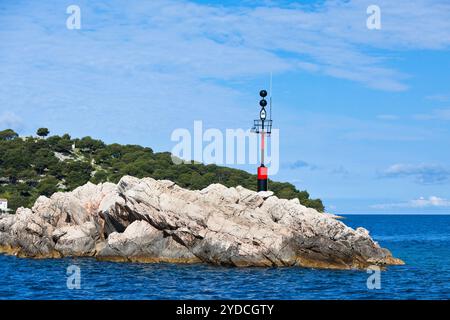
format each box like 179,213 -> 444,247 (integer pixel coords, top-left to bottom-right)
331,165 -> 350,177
425,94 -> 450,102
0,112 -> 23,131
380,163 -> 450,184
377,114 -> 399,121
2,0 -> 450,99
372,196 -> 450,209
287,160 -> 318,170
413,109 -> 450,121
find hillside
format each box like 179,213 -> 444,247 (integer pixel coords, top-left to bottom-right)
0,128 -> 324,212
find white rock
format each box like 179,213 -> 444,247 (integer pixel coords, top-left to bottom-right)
0,176 -> 403,269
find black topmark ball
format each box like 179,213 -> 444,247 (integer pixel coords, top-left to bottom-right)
259,90 -> 267,98
259,99 -> 267,107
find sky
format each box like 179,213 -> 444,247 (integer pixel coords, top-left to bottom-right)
0,0 -> 450,214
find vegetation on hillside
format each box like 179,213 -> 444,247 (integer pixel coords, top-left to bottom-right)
0,128 -> 325,212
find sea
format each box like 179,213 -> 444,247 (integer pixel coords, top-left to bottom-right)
0,215 -> 449,300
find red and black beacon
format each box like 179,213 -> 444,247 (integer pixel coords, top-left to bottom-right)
252,89 -> 273,192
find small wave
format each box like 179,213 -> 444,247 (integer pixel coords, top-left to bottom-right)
373,234 -> 450,242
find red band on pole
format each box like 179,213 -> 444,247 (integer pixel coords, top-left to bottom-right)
258,166 -> 268,179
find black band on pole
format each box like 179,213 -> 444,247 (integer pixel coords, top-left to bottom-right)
257,179 -> 268,192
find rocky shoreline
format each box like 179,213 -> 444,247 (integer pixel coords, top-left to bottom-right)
0,176 -> 403,269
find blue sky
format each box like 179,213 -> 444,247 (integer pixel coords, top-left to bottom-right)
1,0 -> 450,213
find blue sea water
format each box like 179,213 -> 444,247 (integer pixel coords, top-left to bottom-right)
0,215 -> 449,300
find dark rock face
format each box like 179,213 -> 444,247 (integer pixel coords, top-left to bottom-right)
0,176 -> 404,269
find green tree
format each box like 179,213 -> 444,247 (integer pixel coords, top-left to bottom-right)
48,135 -> 73,154
37,128 -> 50,138
3,192 -> 28,211
91,170 -> 109,184
37,177 -> 59,197
75,136 -> 105,154
34,149 -> 58,175
0,129 -> 18,141
64,161 -> 93,190
301,199 -> 325,212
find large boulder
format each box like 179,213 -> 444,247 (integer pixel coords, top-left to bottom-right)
97,220 -> 200,263
0,176 -> 404,269
52,222 -> 98,256
0,208 -> 59,258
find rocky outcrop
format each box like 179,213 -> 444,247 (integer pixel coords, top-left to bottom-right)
0,176 -> 404,269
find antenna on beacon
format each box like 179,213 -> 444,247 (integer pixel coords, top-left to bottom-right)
251,84 -> 273,192
269,72 -> 273,123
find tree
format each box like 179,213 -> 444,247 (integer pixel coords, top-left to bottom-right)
37,177 -> 59,197
37,128 -> 50,138
91,170 -> 109,184
76,136 -> 105,154
301,199 -> 325,212
0,129 -> 18,141
34,149 -> 58,174
53,136 -> 73,154
63,161 -> 93,190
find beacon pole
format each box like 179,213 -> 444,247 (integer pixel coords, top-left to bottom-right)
256,90 -> 269,192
